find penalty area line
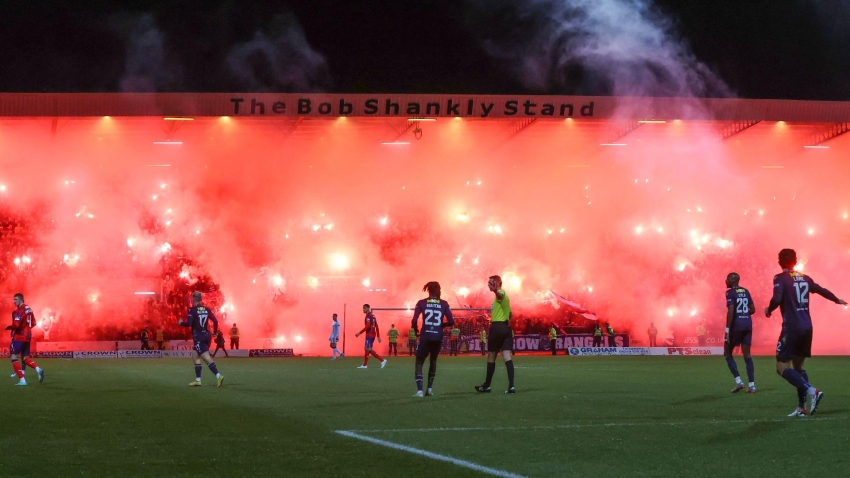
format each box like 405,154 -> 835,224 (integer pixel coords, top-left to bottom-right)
335,430 -> 527,478
348,415 -> 847,434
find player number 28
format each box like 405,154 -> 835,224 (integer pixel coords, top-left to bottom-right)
735,298 -> 749,314
423,310 -> 443,326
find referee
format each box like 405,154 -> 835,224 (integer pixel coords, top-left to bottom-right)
475,275 -> 516,394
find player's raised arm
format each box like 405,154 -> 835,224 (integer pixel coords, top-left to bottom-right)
766,275 -> 783,317
809,280 -> 848,305
178,309 -> 192,327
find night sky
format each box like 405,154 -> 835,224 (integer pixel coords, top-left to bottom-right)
0,0 -> 848,99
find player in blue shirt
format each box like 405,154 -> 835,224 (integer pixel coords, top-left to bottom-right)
178,291 -> 225,387
411,281 -> 454,397
766,249 -> 846,416
724,273 -> 756,393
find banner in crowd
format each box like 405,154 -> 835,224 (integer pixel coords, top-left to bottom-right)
248,348 -> 295,357
567,347 -> 651,356
458,333 -> 630,353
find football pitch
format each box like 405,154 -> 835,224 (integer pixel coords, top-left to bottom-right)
2,355 -> 848,477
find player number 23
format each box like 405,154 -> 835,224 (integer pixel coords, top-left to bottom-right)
735,298 -> 749,314
424,310 -> 442,326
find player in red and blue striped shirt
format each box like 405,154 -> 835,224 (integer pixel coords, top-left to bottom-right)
355,304 -> 387,369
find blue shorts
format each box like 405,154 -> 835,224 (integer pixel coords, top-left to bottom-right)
415,339 -> 442,361
729,329 -> 752,347
193,339 -> 211,355
364,337 -> 375,350
10,341 -> 30,357
776,328 -> 813,361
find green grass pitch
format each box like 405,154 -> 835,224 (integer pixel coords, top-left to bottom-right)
1,355 -> 848,477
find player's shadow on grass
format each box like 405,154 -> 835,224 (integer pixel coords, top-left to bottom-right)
704,420 -> 786,444
813,408 -> 847,416
672,394 -> 725,406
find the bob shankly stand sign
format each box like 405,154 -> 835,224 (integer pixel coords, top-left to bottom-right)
2,93 -> 850,122
229,95 -> 597,118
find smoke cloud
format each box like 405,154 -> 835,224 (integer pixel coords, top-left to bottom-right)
112,13 -> 184,92
466,0 -> 731,97
1,114 -> 849,354
225,14 -> 331,92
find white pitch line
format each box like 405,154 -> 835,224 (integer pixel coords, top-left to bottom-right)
348,415 -> 846,434
335,430 -> 528,478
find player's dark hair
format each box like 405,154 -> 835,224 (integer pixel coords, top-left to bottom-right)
332,313 -> 337,318
778,249 -> 797,269
422,281 -> 441,298
13,293 -> 23,301
489,275 -> 502,284
363,303 -> 370,308
727,272 -> 740,283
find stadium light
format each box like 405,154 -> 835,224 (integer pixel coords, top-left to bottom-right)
600,143 -> 627,146
408,118 -> 437,122
381,142 -> 410,145
804,145 -> 829,149
163,117 -> 194,121
638,120 -> 666,124
153,141 -> 183,145
134,292 -> 156,295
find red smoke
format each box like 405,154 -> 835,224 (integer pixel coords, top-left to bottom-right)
0,116 -> 848,354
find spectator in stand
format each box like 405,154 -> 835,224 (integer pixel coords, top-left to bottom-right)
387,324 -> 399,356
549,324 -> 558,356
606,323 -> 616,347
140,327 -> 151,350
697,322 -> 707,346
648,322 -> 658,347
162,275 -> 174,304
156,326 -> 164,350
450,324 -> 461,356
593,324 -> 603,347
212,331 -> 228,358
230,323 -> 239,349
479,327 -> 487,356
407,327 -> 417,356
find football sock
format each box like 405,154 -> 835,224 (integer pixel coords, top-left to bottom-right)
24,358 -> 38,371
415,374 -> 423,392
12,360 -> 23,379
208,362 -> 220,376
780,368 -> 811,391
797,370 -> 808,407
744,357 -> 755,384
725,356 -> 740,380
505,360 -> 515,388
194,364 -> 202,380
370,351 -> 384,361
363,353 -> 369,366
427,371 -> 436,389
483,362 -> 496,388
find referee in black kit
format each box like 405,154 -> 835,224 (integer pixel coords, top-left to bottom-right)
475,275 -> 516,394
